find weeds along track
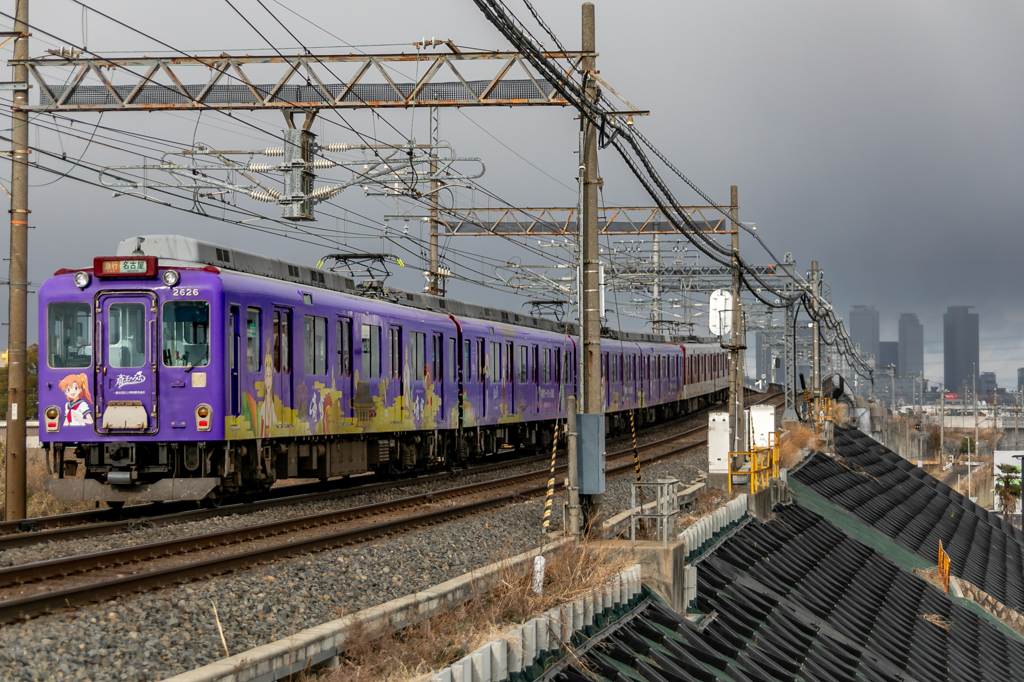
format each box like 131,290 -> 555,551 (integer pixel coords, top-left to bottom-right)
0,393 -> 782,624
0,392 -> 775,550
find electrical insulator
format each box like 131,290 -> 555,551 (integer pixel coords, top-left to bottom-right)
249,189 -> 281,203
319,143 -> 351,152
246,163 -> 274,173
264,147 -> 284,156
310,159 -> 337,169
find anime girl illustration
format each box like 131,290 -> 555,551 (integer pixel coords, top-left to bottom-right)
58,373 -> 93,425
260,350 -> 275,437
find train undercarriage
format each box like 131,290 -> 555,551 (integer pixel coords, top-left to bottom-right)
45,387 -> 727,505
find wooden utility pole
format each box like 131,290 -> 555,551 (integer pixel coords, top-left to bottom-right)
5,0 -> 29,521
580,2 -> 602,529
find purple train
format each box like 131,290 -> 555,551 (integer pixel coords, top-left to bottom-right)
38,236 -> 728,505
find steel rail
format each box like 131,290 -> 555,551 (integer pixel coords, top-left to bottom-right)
0,394 -> 784,623
0,391 -> 778,547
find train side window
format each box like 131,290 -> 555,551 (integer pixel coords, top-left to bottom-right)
541,348 -> 550,383
477,339 -> 485,382
432,334 -> 443,383
410,332 -> 425,381
273,310 -> 291,374
463,339 -> 471,381
489,342 -> 501,382
48,302 -> 92,369
554,348 -> 561,384
361,324 -> 381,378
532,346 -> 539,384
448,337 -> 457,383
246,307 -> 261,371
518,346 -> 528,384
390,328 -> 403,379
337,318 -> 352,377
303,315 -> 327,375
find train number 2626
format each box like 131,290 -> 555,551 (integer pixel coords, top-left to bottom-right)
171,287 -> 200,297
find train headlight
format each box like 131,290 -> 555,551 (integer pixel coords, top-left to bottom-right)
195,403 -> 212,431
44,405 -> 60,432
162,269 -> 180,287
73,271 -> 91,289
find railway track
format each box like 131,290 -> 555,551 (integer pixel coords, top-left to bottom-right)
0,392 -> 783,624
0,392 -> 775,551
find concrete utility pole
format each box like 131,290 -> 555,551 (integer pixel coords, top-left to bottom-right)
566,397 -> 580,535
811,260 -> 820,404
5,0 -> 29,521
940,389 -> 945,464
728,186 -> 745,452
651,233 -> 660,333
428,108 -> 440,295
579,2 -> 603,529
973,363 -> 979,459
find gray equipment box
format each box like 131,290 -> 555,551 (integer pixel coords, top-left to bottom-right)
578,413 -> 606,494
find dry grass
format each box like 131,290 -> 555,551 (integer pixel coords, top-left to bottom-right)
678,488 -> 737,531
921,613 -> 952,631
0,441 -> 96,519
832,402 -> 853,428
954,461 -> 993,507
316,540 -> 631,682
779,424 -> 820,469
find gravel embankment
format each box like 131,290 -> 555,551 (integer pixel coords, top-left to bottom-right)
0,497 -> 549,682
0,404 -> 743,681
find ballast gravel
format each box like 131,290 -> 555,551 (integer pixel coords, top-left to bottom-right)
0,402 -> 750,681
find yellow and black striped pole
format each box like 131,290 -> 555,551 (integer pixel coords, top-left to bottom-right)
542,424 -> 558,533
630,410 -> 644,504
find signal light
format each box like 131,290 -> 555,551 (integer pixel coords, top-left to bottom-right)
73,271 -> 91,289
195,404 -> 212,431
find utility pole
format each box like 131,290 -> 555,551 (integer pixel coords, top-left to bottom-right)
651,233 -> 660,333
973,363 -> 979,460
579,2 -> 603,531
5,0 -> 29,521
811,261 -> 820,425
428,107 -> 440,295
729,186 -> 745,453
940,389 -> 945,465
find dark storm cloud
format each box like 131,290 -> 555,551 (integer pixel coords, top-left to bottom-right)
5,1 -> 1022,386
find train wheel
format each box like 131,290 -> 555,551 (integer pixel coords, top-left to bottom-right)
105,500 -> 125,510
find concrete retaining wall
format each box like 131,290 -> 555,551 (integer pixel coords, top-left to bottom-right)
163,539 -> 570,682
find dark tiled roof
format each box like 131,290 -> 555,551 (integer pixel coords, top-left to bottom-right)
547,502 -> 1024,682
791,427 -> 1024,611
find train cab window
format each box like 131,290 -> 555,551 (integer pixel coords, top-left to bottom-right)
246,308 -> 261,371
410,332 -> 425,381
361,324 -> 381,378
47,302 -> 91,368
337,318 -> 352,377
303,315 -> 327,375
108,302 -> 146,369
389,328 -> 403,379
518,346 -> 528,383
162,301 -> 210,367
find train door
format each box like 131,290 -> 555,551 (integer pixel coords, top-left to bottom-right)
336,316 -> 353,419
389,326 -> 403,419
272,308 -> 293,425
95,291 -> 158,433
229,306 -> 240,416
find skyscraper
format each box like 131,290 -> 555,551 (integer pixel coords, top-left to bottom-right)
850,305 -> 880,368
944,306 -> 979,392
1018,367 -> 1024,393
898,313 -> 924,378
879,341 -> 899,375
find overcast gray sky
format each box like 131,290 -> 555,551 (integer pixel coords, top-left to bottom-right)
4,1 -> 1022,390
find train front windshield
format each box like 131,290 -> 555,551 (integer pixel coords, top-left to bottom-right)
47,302 -> 92,368
162,301 -> 210,367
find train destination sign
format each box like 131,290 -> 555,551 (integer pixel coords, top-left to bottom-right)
93,256 -> 158,278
